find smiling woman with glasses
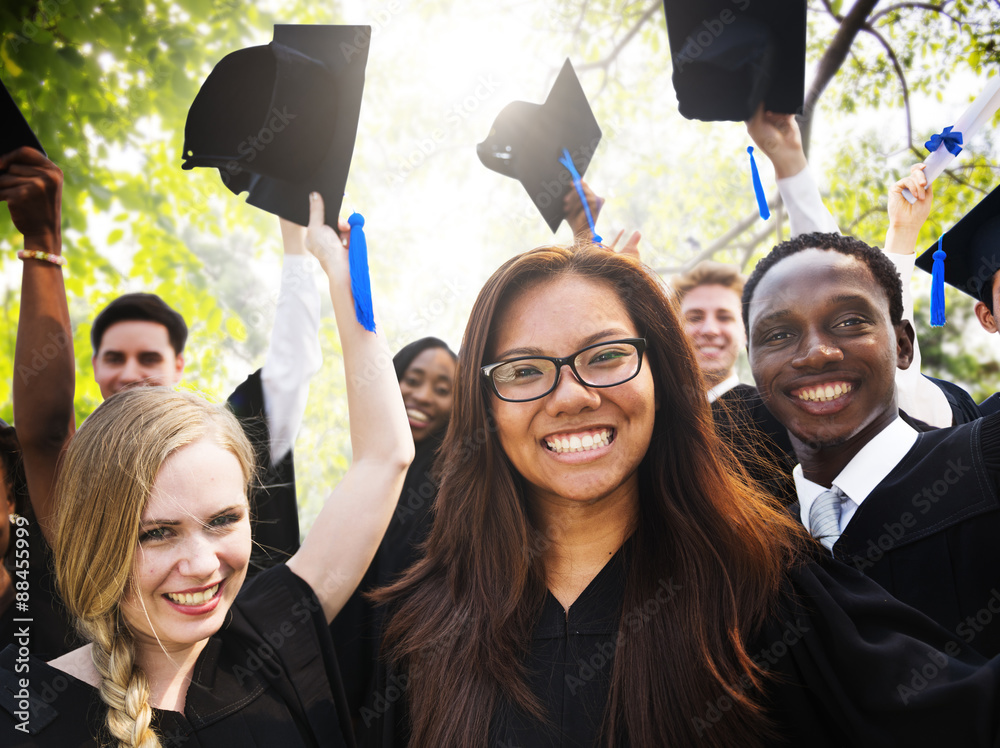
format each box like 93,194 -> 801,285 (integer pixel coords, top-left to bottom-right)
374,243 -> 1000,748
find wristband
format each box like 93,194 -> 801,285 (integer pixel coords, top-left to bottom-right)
17,249 -> 66,267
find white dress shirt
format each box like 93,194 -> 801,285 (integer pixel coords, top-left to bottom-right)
260,254 -> 323,466
706,373 -> 741,403
776,166 -> 841,236
793,416 -> 919,535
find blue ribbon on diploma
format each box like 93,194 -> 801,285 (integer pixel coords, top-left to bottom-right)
925,126 -> 964,156
559,148 -> 601,243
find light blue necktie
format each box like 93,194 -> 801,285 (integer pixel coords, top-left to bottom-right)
809,486 -> 848,552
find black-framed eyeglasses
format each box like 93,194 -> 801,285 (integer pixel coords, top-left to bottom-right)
481,338 -> 647,403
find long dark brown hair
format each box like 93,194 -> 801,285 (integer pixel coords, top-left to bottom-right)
376,245 -> 809,746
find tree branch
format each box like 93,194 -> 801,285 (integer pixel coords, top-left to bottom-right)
941,165 -> 993,194
576,2 -> 661,72
819,0 -> 845,21
799,0 -> 883,154
869,1 -> 962,25
861,24 -> 913,151
738,205 -> 788,270
571,0 -> 590,40
651,194 -> 783,274
845,205 -> 883,231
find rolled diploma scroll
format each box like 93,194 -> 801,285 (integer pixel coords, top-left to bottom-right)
903,76 -> 1000,203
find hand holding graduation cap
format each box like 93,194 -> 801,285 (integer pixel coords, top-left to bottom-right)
305,192 -> 349,275
745,104 -> 807,180
563,180 -> 605,240
0,147 -> 62,247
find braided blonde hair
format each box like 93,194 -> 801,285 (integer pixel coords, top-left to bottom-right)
53,388 -> 253,748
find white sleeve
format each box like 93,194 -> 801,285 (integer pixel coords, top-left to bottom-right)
776,166 -> 840,237
260,254 -> 323,465
887,252 -> 954,428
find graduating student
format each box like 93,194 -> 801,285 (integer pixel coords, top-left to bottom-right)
664,0 -> 966,429
332,337 -> 457,730
0,191 -> 413,748
7,144 -> 321,565
87,224 -> 321,572
745,231 -> 1000,657
373,242 -> 1000,747
2,146 -> 319,661
662,107 -> 839,502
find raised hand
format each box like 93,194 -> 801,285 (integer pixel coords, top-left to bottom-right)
304,192 -> 351,280
606,228 -> 642,260
888,164 -> 932,233
884,164 -> 932,256
563,179 -> 605,240
0,147 -> 62,245
745,103 -> 807,180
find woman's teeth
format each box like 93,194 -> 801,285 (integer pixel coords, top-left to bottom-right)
166,583 -> 219,606
796,383 -> 853,402
546,429 -> 613,454
406,408 -> 429,423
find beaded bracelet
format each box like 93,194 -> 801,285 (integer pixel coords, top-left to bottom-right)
17,249 -> 66,267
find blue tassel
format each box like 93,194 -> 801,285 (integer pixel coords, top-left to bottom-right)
559,148 -> 602,243
930,235 -> 947,327
748,146 -> 770,221
348,212 -> 376,332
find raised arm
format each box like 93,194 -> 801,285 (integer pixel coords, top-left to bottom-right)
286,193 -> 414,624
745,104 -> 839,236
1,148 -> 74,543
259,218 -> 323,466
563,181 -> 642,258
883,163 -> 957,427
885,163 -> 931,257
563,179 -> 605,241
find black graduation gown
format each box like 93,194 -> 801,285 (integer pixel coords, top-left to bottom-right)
376,544 -> 1000,747
823,410 -> 1000,657
0,565 -> 354,747
0,521 -> 78,661
711,384 -> 797,505
979,392 -> 1000,417
924,374 -> 982,425
227,369 -> 301,574
332,430 -> 443,739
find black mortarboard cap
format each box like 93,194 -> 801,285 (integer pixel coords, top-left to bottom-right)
662,0 -> 807,122
182,25 -> 369,226
1,79 -> 45,157
915,184 -> 1000,307
477,59 -> 602,233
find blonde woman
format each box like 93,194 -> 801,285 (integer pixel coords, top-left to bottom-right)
0,193 -> 413,747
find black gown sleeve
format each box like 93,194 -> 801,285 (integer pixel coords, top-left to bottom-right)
230,564 -> 356,748
227,369 -> 301,574
762,555 -> 1000,747
924,374 -> 982,425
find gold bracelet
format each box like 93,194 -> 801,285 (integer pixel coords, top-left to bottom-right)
16,249 -> 66,267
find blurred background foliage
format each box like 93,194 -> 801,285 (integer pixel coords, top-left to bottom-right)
2,0 -> 999,528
